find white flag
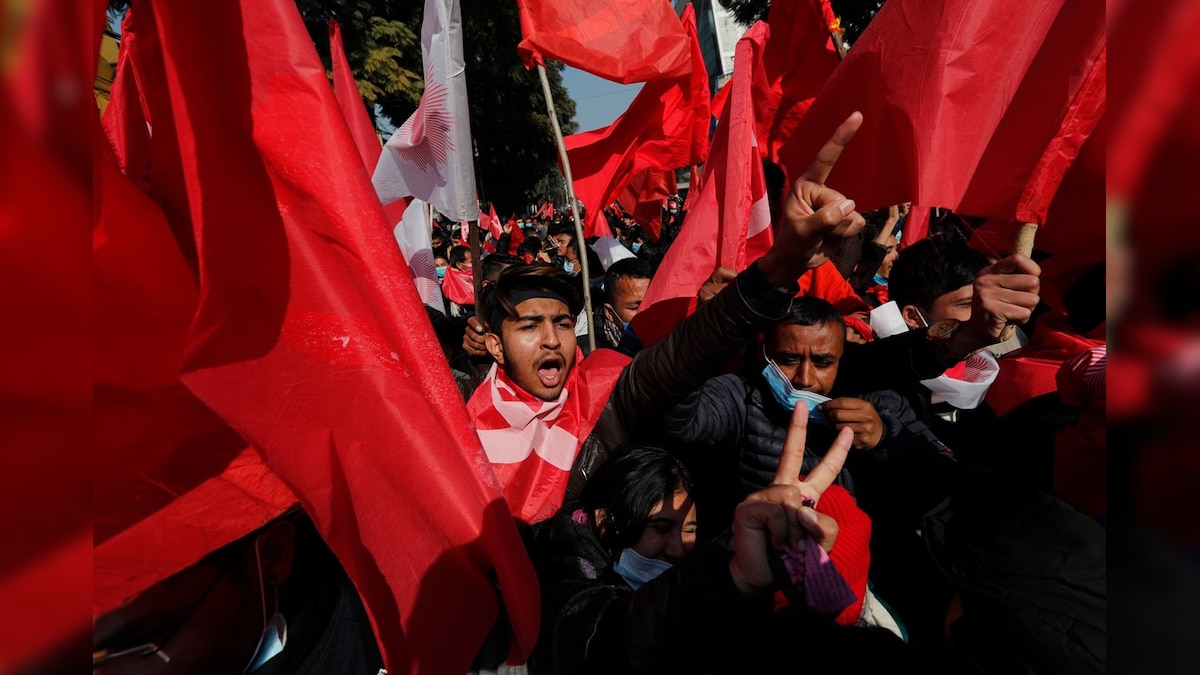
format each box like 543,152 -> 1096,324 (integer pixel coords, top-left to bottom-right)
393,198 -> 447,315
373,0 -> 476,222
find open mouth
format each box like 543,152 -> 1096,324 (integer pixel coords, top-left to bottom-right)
536,356 -> 564,388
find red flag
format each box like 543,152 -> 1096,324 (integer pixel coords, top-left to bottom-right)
130,1 -> 539,670
330,19 -> 382,173
564,5 -> 710,239
442,266 -> 477,306
507,215 -> 526,254
617,168 -> 674,239
760,0 -> 842,163
683,164 -> 702,211
632,23 -> 773,348
711,78 -> 731,121
517,0 -> 691,84
898,204 -> 931,249
485,203 -> 503,240
779,0 -> 1106,223
100,12 -> 152,191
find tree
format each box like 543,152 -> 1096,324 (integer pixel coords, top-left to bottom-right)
719,0 -> 886,44
296,0 -> 578,215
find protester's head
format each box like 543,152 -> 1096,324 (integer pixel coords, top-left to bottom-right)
480,253 -> 523,288
93,512 -> 335,674
480,264 -> 583,401
604,257 -> 652,325
433,255 -> 450,279
581,445 -> 698,564
548,224 -> 576,259
430,227 -> 446,251
889,234 -> 989,329
448,245 -> 472,272
763,297 -> 847,397
666,195 -> 680,215
878,233 -> 900,279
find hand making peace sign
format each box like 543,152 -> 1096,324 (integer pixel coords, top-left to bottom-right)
729,406 -> 854,594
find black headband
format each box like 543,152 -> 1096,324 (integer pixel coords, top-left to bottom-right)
487,287 -> 575,332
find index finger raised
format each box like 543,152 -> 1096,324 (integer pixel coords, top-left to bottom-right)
801,111 -> 863,184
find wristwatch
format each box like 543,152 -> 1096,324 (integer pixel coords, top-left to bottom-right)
926,318 -> 966,363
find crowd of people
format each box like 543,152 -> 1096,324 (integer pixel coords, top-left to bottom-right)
92,120 -> 1105,675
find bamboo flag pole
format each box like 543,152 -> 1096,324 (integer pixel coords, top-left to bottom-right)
536,63 -> 596,352
1013,222 -> 1038,257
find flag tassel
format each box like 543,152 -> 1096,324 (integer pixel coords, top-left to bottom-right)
537,63 -> 596,351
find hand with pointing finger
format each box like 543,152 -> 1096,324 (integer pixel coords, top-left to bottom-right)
760,112 -> 867,289
729,406 -> 853,593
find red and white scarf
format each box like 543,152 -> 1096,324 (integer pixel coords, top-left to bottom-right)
468,348 -> 630,525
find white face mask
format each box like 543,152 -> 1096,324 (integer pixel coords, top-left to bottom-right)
613,548 -> 673,589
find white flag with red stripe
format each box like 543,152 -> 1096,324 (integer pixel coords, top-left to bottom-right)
373,0 -> 477,222
632,23 -> 774,347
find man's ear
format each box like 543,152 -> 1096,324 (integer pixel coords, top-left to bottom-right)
901,304 -> 925,330
484,330 -> 505,365
256,520 -> 295,588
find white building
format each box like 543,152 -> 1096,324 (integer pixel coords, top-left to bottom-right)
676,0 -> 753,95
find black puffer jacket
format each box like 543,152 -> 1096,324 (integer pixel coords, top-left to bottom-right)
659,374 -> 956,534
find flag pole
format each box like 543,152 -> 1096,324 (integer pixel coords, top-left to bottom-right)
1013,222 -> 1038,257
469,219 -> 483,302
537,63 -> 596,352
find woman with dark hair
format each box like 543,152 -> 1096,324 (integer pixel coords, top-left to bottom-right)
527,410 -> 909,674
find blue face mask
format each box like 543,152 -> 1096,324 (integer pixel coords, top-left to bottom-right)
613,548 -> 673,589
631,242 -> 642,253
563,261 -> 576,275
873,273 -> 888,286
761,352 -> 832,424
436,266 -> 447,279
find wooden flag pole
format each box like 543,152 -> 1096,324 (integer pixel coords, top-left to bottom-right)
537,63 -> 596,352
469,219 -> 483,302
1013,222 -> 1038,257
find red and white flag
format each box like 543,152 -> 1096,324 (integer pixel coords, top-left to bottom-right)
392,197 -> 447,315
632,23 -> 773,348
373,0 -> 478,222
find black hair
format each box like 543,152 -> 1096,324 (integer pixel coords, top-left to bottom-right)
1062,262 -> 1105,334
580,445 -> 696,553
778,296 -> 846,331
448,245 -> 471,269
888,234 -> 989,312
481,253 -> 523,285
604,257 -> 652,304
479,263 -> 583,332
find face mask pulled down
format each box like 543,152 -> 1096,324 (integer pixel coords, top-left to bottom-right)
761,354 -> 832,424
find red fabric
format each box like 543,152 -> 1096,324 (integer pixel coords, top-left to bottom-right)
796,261 -> 869,315
442,266 -> 477,305
778,0 -> 1106,222
617,168 -> 674,239
812,485 -> 871,626
1054,347 -> 1106,517
898,204 -> 930,250
516,0 -> 691,84
507,216 -> 527,254
0,56 -> 94,667
842,314 -> 874,342
760,0 -> 841,164
633,23 -> 773,349
100,12 -> 152,192
480,204 -> 502,240
330,20 -> 381,173
564,5 -> 710,239
131,1 -> 539,669
985,313 -> 1104,418
969,118 -> 1106,313
684,164 -> 702,211
710,78 -> 731,121
467,350 -> 630,525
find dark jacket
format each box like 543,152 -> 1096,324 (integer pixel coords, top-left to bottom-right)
659,374 -> 955,535
566,262 -> 797,501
